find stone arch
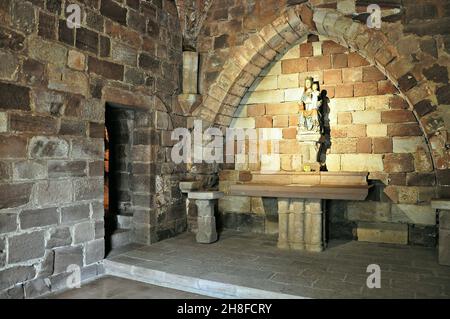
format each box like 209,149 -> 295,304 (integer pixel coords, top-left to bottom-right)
193,4 -> 449,194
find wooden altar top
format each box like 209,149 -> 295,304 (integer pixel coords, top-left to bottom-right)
229,171 -> 371,201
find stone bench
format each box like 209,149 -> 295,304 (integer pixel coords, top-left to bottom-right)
188,191 -> 224,244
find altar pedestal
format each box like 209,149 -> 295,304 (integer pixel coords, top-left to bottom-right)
229,171 -> 371,252
278,198 -> 323,252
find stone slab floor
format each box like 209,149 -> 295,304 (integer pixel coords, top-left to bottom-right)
45,276 -> 210,299
105,231 -> 450,299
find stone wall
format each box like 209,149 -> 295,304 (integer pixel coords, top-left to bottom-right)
194,1 -> 450,195
219,36 -> 436,243
215,31 -> 437,245
0,0 -> 184,298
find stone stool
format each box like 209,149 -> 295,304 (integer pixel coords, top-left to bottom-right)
188,191 -> 224,244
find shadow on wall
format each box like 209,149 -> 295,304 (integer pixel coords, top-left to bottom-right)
318,89 -> 331,171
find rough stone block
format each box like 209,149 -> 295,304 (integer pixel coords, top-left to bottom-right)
383,153 -> 414,173
58,18 -> 75,46
73,221 -> 95,244
357,222 -> 408,245
61,204 -> 90,224
391,204 -> 436,225
0,212 -> 17,234
24,278 -> 51,298
100,0 -> 127,25
0,50 -> 18,80
439,229 -> 450,266
67,50 -> 86,71
19,207 -> 59,229
12,1 -> 36,34
367,124 -> 392,138
88,56 -> 124,81
8,231 -> 45,263
354,82 -> 378,97
48,161 -> 87,178
29,136 -> 69,159
393,137 -> 425,153
47,227 -> 72,248
59,120 -> 87,137
85,239 -> 105,264
381,110 -> 416,123
138,53 -> 160,73
230,117 -> 255,129
347,202 -> 391,222
53,246 -> 83,274
342,67 -> 363,83
74,178 -> 104,200
111,40 -> 137,66
28,36 -> 67,67
196,216 -> 218,244
34,90 -> 65,116
95,220 -> 105,239
71,139 -> 103,160
439,210 -> 450,230
0,83 -> 30,111
76,27 -> 99,54
307,55 -> 331,71
155,111 -> 170,130
0,266 -> 35,290
352,111 -> 381,124
373,137 -> 393,154
341,154 -> 383,172
34,180 -> 73,206
0,161 -> 11,182
10,114 -> 58,134
0,113 -> 6,133
13,160 -> 47,180
219,196 -> 251,213
0,236 -> 6,267
0,183 -> 32,209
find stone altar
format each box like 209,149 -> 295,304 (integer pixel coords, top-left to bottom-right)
230,172 -> 370,252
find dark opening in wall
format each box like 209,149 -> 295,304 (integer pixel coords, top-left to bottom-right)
104,104 -> 136,254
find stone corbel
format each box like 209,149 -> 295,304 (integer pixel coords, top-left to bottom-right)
178,51 -> 202,116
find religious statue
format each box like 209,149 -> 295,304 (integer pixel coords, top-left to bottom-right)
297,77 -> 322,139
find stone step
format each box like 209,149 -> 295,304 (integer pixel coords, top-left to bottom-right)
116,214 -> 133,230
104,259 -> 305,299
110,229 -> 131,250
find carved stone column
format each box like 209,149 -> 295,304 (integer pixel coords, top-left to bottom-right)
277,198 -> 324,252
195,200 -> 217,244
304,199 -> 324,252
277,199 -> 290,249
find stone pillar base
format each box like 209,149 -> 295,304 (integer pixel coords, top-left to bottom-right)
196,216 -> 218,244
277,198 -> 324,252
188,192 -> 224,244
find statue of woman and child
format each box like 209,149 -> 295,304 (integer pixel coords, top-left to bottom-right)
298,76 -> 323,135
297,77 -> 330,171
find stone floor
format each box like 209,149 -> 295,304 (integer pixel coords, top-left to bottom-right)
46,276 -> 210,299
105,231 -> 450,299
